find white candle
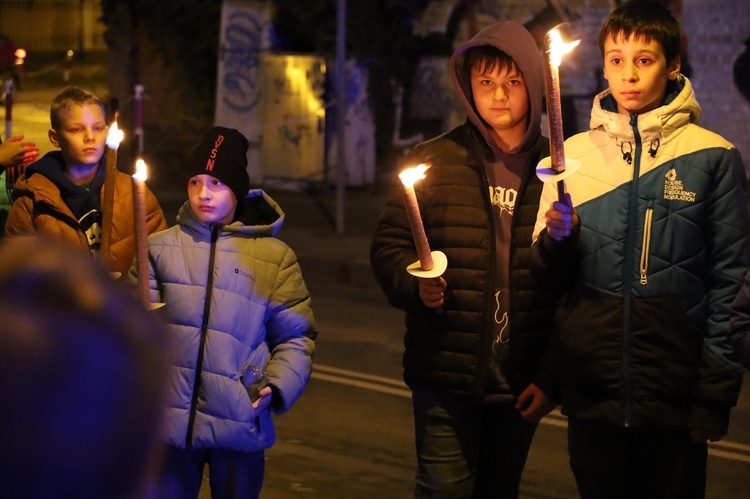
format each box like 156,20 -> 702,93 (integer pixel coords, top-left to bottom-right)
101,121 -> 123,263
398,164 -> 434,271
543,29 -> 579,198
133,159 -> 149,306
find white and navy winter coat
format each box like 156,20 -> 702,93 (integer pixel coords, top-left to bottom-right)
532,75 -> 750,432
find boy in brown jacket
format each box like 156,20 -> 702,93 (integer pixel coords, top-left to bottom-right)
5,86 -> 167,275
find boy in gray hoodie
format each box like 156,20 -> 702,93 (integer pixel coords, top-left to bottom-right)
371,20 -> 559,497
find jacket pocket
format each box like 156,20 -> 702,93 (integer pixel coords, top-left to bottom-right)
558,291 -> 624,398
629,295 -> 702,403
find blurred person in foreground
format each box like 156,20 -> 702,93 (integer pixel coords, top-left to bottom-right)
371,20 -> 560,498
0,236 -> 171,499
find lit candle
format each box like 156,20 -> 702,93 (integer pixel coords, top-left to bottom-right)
543,28 -> 579,200
133,159 -> 150,306
398,164 -> 434,271
101,121 -> 123,263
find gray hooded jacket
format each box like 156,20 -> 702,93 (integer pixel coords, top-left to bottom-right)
141,189 -> 317,451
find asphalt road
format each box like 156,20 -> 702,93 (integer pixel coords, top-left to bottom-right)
250,280 -> 750,499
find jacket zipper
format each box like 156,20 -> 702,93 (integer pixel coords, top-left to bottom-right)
185,225 -> 219,449
621,114 -> 642,427
640,203 -> 653,285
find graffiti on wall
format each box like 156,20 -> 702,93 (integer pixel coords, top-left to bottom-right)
219,11 -> 264,113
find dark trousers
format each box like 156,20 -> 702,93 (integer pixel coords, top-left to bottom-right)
157,445 -> 265,499
567,418 -> 696,499
412,396 -> 537,498
678,441 -> 708,499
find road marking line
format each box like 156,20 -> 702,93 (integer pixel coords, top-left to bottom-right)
312,371 -> 410,398
315,364 -> 408,388
312,364 -> 750,462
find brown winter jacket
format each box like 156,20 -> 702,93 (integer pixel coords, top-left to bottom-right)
6,169 -> 167,276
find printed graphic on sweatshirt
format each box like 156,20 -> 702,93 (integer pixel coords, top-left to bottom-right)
79,208 -> 101,254
663,168 -> 696,202
488,185 -> 517,216
490,290 -> 510,385
494,290 -> 509,345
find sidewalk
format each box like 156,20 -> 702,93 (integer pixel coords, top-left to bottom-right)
266,186 -> 386,289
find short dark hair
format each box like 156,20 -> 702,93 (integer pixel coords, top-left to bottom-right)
599,0 -> 681,64
463,45 -> 518,77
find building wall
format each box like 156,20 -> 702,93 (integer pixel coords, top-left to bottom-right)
682,0 -> 750,167
411,0 -> 750,173
0,0 -> 106,53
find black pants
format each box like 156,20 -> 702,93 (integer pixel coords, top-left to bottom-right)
567,418 -> 698,499
412,396 -> 538,498
156,445 -> 265,499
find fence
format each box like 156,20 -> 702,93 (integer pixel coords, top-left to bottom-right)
0,0 -> 106,54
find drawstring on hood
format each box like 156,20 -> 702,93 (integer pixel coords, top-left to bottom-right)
450,20 -> 543,155
592,75 -> 698,166
648,139 -> 660,158
618,136 -> 660,166
621,142 -> 633,165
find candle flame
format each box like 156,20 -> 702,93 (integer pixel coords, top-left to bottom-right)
548,29 -> 580,67
398,164 -> 430,187
133,159 -> 148,181
106,121 -> 124,149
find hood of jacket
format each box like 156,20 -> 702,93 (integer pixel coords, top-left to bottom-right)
590,74 -> 701,148
20,151 -> 105,221
176,188 -> 285,238
449,20 -> 544,154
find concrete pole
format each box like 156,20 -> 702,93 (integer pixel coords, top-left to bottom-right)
79,0 -> 86,56
134,84 -> 145,158
335,0 -> 347,235
4,80 -> 12,140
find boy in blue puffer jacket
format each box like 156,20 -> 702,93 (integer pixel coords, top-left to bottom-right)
532,1 -> 750,498
131,126 -> 317,499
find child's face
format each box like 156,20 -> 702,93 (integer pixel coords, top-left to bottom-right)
48,103 -> 107,168
602,33 -> 681,115
469,62 -> 529,147
187,174 -> 237,225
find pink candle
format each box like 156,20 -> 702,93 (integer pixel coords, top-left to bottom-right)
399,164 -> 434,271
543,29 -> 579,199
133,159 -> 150,306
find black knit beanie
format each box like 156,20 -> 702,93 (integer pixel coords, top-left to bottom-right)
184,126 -> 250,201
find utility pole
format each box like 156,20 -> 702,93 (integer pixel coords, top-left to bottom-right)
335,0 -> 347,235
79,0 -> 86,56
